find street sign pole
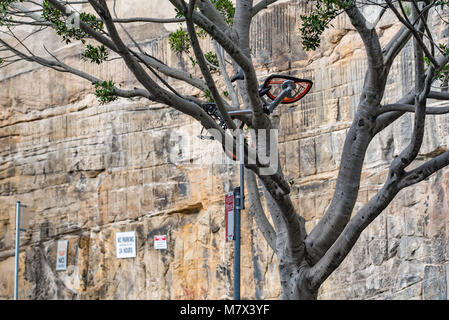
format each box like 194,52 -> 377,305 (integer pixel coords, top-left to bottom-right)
239,132 -> 245,212
14,201 -> 20,300
233,187 -> 241,300
233,132 -> 245,300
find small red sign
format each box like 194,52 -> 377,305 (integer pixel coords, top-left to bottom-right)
154,235 -> 167,250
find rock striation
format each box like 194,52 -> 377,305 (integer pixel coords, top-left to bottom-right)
0,0 -> 448,300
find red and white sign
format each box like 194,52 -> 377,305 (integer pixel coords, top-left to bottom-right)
154,235 -> 167,250
225,192 -> 234,242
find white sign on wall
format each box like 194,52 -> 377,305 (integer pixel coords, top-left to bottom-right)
115,231 -> 136,258
154,235 -> 167,250
56,240 -> 68,271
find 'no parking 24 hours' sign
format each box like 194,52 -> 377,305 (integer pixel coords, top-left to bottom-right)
115,231 -> 136,258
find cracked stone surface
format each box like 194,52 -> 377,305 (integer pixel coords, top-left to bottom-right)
0,0 -> 448,300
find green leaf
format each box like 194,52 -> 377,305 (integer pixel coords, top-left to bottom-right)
82,44 -> 109,64
169,27 -> 190,54
204,51 -> 219,71
188,55 -> 197,67
435,0 -> 449,9
203,89 -> 214,102
425,43 -> 449,82
1,0 -> 24,26
210,0 -> 235,26
94,80 -> 118,105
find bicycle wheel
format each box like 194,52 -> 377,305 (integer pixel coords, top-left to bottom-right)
262,75 -> 313,104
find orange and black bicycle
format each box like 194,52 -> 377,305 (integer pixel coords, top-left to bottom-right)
199,71 -> 313,159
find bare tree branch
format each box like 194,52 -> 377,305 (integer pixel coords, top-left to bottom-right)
305,4 -> 386,265
373,6 -> 387,28
43,0 -> 209,92
246,169 -> 276,251
385,0 -> 439,68
251,0 -> 279,17
429,90 -> 449,100
399,150 -> 449,189
383,25 -> 412,68
307,3 -> 442,287
309,125 -> 449,290
111,17 -> 185,24
182,0 -> 237,130
213,40 -> 240,109
378,103 -> 449,114
189,6 -> 268,127
308,180 -> 400,289
196,0 -> 229,32
345,5 -> 384,81
0,38 -> 152,100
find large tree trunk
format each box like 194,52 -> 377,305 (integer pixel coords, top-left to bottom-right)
279,261 -> 317,300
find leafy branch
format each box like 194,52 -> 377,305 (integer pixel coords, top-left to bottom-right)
42,0 -> 104,44
299,0 -> 354,51
169,0 -> 234,69
82,44 -> 109,64
94,80 -> 118,105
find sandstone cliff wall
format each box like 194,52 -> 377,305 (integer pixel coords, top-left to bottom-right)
0,0 -> 448,299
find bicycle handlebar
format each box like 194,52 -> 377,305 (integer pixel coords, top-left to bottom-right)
264,80 -> 296,114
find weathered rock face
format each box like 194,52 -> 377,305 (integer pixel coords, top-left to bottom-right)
0,0 -> 448,300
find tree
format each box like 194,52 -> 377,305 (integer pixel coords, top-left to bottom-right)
1,0 -> 449,300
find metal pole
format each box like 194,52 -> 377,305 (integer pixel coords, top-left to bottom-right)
240,132 -> 245,210
14,201 -> 20,300
233,132 -> 245,300
233,187 -> 241,300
